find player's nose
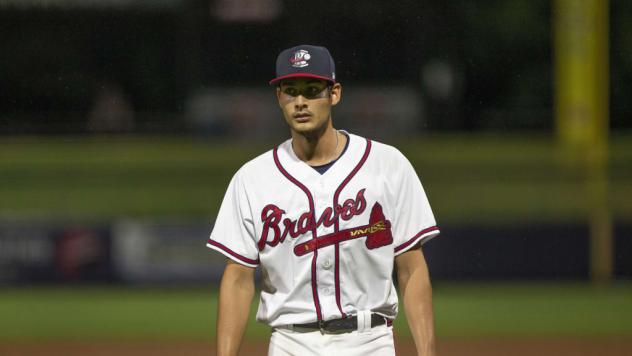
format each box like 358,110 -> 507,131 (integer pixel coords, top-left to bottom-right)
294,95 -> 308,108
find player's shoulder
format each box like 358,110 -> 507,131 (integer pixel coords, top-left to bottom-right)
347,133 -> 416,177
233,146 -> 277,180
351,134 -> 409,163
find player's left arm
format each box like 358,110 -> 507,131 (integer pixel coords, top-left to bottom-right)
395,243 -> 436,356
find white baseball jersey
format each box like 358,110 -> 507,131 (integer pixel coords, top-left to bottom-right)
207,132 -> 439,327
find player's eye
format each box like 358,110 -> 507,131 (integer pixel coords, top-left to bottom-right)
283,88 -> 299,97
304,86 -> 324,98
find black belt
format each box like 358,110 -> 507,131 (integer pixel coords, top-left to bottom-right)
290,314 -> 388,334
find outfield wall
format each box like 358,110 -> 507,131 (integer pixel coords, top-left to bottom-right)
1,220 -> 630,285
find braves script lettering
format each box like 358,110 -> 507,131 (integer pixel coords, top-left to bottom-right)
258,189 -> 367,250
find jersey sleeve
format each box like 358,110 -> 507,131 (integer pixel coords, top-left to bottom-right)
206,169 -> 260,267
390,151 -> 440,255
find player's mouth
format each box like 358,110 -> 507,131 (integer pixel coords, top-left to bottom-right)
293,112 -> 312,123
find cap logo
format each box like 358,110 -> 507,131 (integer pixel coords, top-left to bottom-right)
290,50 -> 311,68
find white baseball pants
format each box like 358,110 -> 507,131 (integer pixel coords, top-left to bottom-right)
268,324 -> 395,356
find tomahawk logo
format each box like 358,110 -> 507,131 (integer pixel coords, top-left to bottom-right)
290,50 -> 311,68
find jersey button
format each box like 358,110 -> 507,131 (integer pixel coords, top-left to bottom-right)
322,260 -> 332,269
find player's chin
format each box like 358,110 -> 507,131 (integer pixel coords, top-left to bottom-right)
289,121 -> 318,134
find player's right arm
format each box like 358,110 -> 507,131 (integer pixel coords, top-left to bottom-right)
216,259 -> 256,356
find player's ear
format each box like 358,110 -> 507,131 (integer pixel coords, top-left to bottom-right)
330,83 -> 342,106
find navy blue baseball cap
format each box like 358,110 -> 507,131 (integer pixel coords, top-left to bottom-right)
269,44 -> 336,85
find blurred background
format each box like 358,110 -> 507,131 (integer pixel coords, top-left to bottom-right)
1,0 -> 631,355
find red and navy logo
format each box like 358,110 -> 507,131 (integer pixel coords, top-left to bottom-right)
290,49 -> 311,68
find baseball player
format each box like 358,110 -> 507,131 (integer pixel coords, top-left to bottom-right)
208,44 -> 440,356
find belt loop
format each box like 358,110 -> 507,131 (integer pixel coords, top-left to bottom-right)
356,310 -> 371,332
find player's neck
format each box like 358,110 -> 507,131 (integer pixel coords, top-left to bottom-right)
291,126 -> 345,166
